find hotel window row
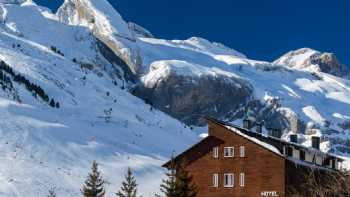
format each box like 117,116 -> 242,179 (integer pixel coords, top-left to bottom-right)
213,146 -> 245,158
284,145 -> 340,169
212,173 -> 245,187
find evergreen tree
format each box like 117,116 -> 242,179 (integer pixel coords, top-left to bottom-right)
47,188 -> 56,197
56,102 -> 60,108
47,189 -> 56,197
81,161 -> 105,197
116,168 -> 137,197
50,99 -> 55,107
50,46 -> 57,53
175,164 -> 198,197
160,157 -> 177,197
160,157 -> 198,197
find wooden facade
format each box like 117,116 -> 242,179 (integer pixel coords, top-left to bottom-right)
164,118 -> 344,197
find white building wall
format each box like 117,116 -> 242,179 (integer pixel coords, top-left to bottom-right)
292,149 -> 299,159
305,152 -> 314,163
315,155 -> 323,165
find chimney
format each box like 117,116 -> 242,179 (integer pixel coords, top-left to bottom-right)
270,129 -> 282,138
290,134 -> 298,143
243,119 -> 251,129
311,136 -> 320,150
256,122 -> 262,134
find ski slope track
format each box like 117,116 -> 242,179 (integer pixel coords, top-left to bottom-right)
0,0 -> 346,196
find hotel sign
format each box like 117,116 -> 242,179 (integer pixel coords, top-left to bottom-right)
261,191 -> 279,197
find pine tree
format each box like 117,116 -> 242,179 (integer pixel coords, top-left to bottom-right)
47,188 -> 56,197
81,161 -> 105,197
160,157 -> 177,197
175,164 -> 198,197
50,99 -> 55,107
55,102 -> 60,108
160,157 -> 198,197
116,168 -> 137,197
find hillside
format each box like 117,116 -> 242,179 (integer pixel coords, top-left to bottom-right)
0,0 -> 347,196
0,1 -> 197,196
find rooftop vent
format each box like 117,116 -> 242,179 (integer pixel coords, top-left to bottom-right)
290,134 -> 298,143
311,136 -> 320,150
243,119 -> 251,129
256,122 -> 262,134
269,128 -> 282,138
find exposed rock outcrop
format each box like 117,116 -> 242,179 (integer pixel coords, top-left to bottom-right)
57,0 -> 143,74
274,48 -> 348,77
128,22 -> 154,38
339,120 -> 350,131
309,52 -> 347,77
55,0 -> 350,156
132,60 -> 253,126
227,98 -> 304,134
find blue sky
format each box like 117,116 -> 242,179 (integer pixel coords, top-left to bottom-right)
37,0 -> 350,65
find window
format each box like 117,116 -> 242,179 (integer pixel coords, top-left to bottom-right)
240,146 -> 245,157
286,147 -> 293,157
224,173 -> 234,187
224,147 -> 234,157
240,173 -> 245,187
212,173 -> 219,187
332,159 -> 336,169
323,157 -> 331,166
213,147 -> 219,158
300,150 -> 305,161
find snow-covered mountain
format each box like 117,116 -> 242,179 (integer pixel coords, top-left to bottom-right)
274,48 -> 348,77
0,1 -> 197,196
0,0 -> 348,196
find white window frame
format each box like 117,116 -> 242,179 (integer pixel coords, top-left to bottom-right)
240,146 -> 245,157
224,173 -> 234,187
224,147 -> 234,157
212,173 -> 219,187
240,173 -> 245,187
213,147 -> 219,158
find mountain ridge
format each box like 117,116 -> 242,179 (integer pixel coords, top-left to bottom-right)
0,0 -> 347,196
56,0 -> 350,161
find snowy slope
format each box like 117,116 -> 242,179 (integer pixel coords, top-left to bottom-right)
131,36 -> 350,164
274,48 -> 348,77
133,35 -> 350,131
0,2 -> 197,197
0,0 -> 25,4
57,0 -> 142,74
0,0 -> 348,196
273,48 -> 320,70
56,0 -> 350,157
57,0 -> 132,39
124,23 -> 350,156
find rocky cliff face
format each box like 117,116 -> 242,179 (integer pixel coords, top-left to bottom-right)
57,0 -> 144,74
274,48 -> 348,77
128,22 -> 154,38
0,2 -> 200,196
132,60 -> 253,126
55,0 -> 350,156
309,52 -> 347,77
0,0 -> 348,195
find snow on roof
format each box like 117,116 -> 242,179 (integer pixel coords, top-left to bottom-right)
223,122 -> 345,162
287,157 -> 333,171
224,125 -> 282,156
340,156 -> 350,170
